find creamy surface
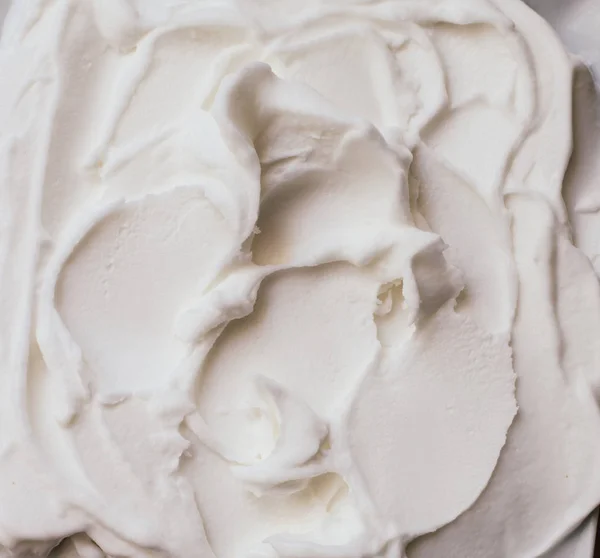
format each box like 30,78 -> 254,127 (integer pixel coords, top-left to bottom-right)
0,0 -> 599,557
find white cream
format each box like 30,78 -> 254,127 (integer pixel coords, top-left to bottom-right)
0,0 -> 598,557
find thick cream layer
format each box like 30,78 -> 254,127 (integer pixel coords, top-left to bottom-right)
0,1 -> 598,557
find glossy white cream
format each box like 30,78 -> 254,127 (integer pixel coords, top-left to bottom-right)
0,1 -> 598,557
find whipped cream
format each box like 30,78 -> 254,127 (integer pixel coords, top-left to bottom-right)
0,0 -> 598,557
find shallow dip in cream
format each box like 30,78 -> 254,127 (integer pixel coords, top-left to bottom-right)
0,0 -> 599,557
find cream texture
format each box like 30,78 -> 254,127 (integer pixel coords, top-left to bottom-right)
0,0 -> 599,557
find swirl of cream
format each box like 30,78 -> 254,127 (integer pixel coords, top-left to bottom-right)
0,1 -> 598,558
